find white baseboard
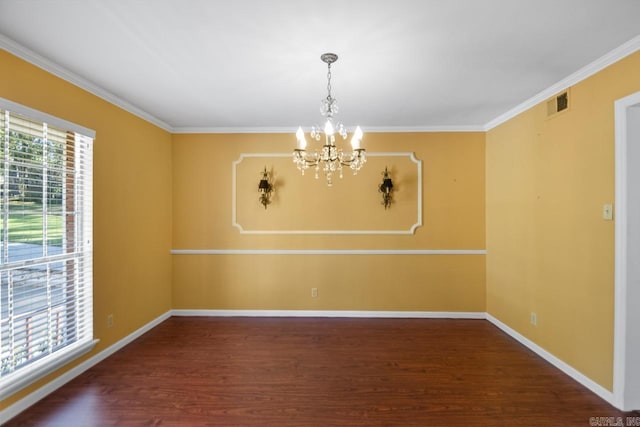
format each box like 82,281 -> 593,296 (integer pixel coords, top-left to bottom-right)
2,310 -> 621,423
170,309 -> 487,319
0,310 -> 172,425
171,249 -> 487,255
485,313 -> 616,406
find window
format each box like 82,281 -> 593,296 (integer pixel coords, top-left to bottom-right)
0,98 -> 94,399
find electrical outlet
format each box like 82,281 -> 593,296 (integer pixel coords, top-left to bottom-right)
311,288 -> 318,298
530,312 -> 537,326
107,314 -> 114,328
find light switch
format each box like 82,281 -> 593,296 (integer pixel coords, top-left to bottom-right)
603,204 -> 613,221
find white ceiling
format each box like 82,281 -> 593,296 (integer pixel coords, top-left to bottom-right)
0,0 -> 639,132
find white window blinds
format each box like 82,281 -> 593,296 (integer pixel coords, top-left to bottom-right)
0,100 -> 94,399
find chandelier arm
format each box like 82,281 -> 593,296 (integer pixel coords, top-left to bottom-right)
293,151 -> 321,167
302,159 -> 320,166
339,149 -> 366,163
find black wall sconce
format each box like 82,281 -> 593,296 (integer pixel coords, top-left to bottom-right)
258,167 -> 273,209
378,167 -> 394,209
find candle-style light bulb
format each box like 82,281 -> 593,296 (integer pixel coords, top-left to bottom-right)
296,127 -> 307,150
350,126 -> 363,150
324,120 -> 335,136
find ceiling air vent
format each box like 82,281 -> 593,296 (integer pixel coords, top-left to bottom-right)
547,90 -> 569,117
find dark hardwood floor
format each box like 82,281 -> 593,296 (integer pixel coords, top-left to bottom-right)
5,317 -> 639,426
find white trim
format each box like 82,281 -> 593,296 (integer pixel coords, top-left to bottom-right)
229,229 -> 423,235
0,34 -> 172,133
175,127 -> 299,134
232,152 -> 422,235
484,35 -> 640,131
2,310 -> 624,422
171,249 -> 486,255
614,90 -> 640,411
0,96 -> 95,138
486,314 -> 615,405
361,125 -> 485,133
172,125 -> 486,134
3,33 -> 639,135
614,94 -> 630,410
0,339 -> 98,401
171,309 -> 486,319
0,310 -> 172,425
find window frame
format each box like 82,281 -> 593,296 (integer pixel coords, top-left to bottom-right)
0,97 -> 96,400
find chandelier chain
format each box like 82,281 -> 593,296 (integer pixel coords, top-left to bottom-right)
326,62 -> 332,102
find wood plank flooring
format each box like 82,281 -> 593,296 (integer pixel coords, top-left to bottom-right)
5,317 -> 639,426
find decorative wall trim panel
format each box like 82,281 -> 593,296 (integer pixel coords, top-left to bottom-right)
171,249 -> 486,255
232,152 -> 422,235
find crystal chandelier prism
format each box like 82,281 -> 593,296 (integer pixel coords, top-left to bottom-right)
293,53 -> 366,186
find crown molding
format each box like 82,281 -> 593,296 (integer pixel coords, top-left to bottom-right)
0,31 -> 483,136
360,125 -> 486,133
172,125 -> 486,134
484,35 -> 640,131
3,31 -> 639,135
0,33 -> 174,132
173,126 -> 293,134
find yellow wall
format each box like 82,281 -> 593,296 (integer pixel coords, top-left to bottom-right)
0,50 -> 173,408
172,132 -> 486,311
486,51 -> 640,390
6,37 -> 636,411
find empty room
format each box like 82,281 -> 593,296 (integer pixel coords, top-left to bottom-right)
1,1 -> 640,425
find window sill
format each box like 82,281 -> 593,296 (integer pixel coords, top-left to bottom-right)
0,339 -> 99,400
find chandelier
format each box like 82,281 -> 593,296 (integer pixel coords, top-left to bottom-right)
293,53 -> 366,186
